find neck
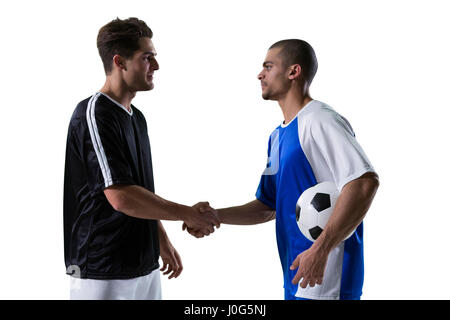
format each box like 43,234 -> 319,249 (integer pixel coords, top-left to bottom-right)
278,88 -> 313,125
100,77 -> 135,111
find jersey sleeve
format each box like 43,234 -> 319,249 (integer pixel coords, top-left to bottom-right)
82,104 -> 135,195
255,135 -> 277,209
309,112 -> 375,191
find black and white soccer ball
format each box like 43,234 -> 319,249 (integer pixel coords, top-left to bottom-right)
296,181 -> 349,242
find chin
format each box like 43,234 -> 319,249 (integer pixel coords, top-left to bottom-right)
141,83 -> 154,91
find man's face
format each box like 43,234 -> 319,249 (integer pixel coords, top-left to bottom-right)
257,47 -> 289,101
123,37 -> 159,92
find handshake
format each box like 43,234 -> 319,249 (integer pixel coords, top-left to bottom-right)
181,202 -> 221,238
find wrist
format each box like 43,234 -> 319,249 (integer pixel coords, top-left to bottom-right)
217,208 -> 226,223
311,232 -> 334,256
157,221 -> 168,239
175,203 -> 192,223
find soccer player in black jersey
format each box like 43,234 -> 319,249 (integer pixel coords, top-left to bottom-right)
63,17 -> 220,300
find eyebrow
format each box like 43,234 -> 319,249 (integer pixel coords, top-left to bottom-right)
143,51 -> 156,56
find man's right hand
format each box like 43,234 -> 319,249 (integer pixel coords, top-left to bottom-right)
181,202 -> 220,238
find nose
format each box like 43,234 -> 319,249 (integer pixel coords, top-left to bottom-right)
257,70 -> 264,80
151,58 -> 160,71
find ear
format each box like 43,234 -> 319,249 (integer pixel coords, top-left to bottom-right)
112,54 -> 127,71
288,64 -> 301,80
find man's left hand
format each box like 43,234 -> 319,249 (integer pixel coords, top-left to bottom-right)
290,246 -> 328,288
160,239 -> 183,279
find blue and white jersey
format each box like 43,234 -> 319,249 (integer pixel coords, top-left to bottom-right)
256,100 -> 375,300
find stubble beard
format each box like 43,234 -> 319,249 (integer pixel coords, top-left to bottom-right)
262,88 -> 271,100
138,79 -> 154,92
262,90 -> 276,101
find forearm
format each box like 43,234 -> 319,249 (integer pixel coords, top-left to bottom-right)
218,199 -> 275,225
104,184 -> 188,221
313,173 -> 379,254
157,220 -> 169,242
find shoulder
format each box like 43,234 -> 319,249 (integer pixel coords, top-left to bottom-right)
91,93 -> 121,118
69,93 -> 125,134
299,100 -> 354,135
300,100 -> 340,124
68,95 -> 95,133
84,93 -> 129,131
70,96 -> 91,121
70,93 -> 115,120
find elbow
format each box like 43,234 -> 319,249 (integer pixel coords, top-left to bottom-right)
104,187 -> 129,213
260,211 -> 275,223
111,197 -> 127,213
369,173 -> 380,195
361,172 -> 380,201
266,210 -> 276,222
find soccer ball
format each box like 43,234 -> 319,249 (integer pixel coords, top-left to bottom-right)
296,181 -> 350,242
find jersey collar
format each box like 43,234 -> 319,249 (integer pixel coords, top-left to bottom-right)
99,92 -> 133,116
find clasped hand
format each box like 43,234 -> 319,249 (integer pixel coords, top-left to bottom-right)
182,202 -> 220,238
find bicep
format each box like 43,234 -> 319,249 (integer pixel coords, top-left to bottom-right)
310,114 -> 375,191
342,172 -> 379,196
84,108 -> 135,194
253,199 -> 274,211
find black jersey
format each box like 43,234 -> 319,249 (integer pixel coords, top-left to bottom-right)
64,92 -> 159,279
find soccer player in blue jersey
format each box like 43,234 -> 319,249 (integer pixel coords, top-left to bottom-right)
184,39 -> 379,300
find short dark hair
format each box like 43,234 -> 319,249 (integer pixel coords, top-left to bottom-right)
269,39 -> 318,85
97,17 -> 153,74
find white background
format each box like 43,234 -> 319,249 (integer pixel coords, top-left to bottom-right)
0,0 -> 449,300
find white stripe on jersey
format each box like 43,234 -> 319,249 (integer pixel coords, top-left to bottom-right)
86,92 -> 113,188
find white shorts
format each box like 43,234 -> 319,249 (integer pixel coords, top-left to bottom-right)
70,269 -> 162,300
